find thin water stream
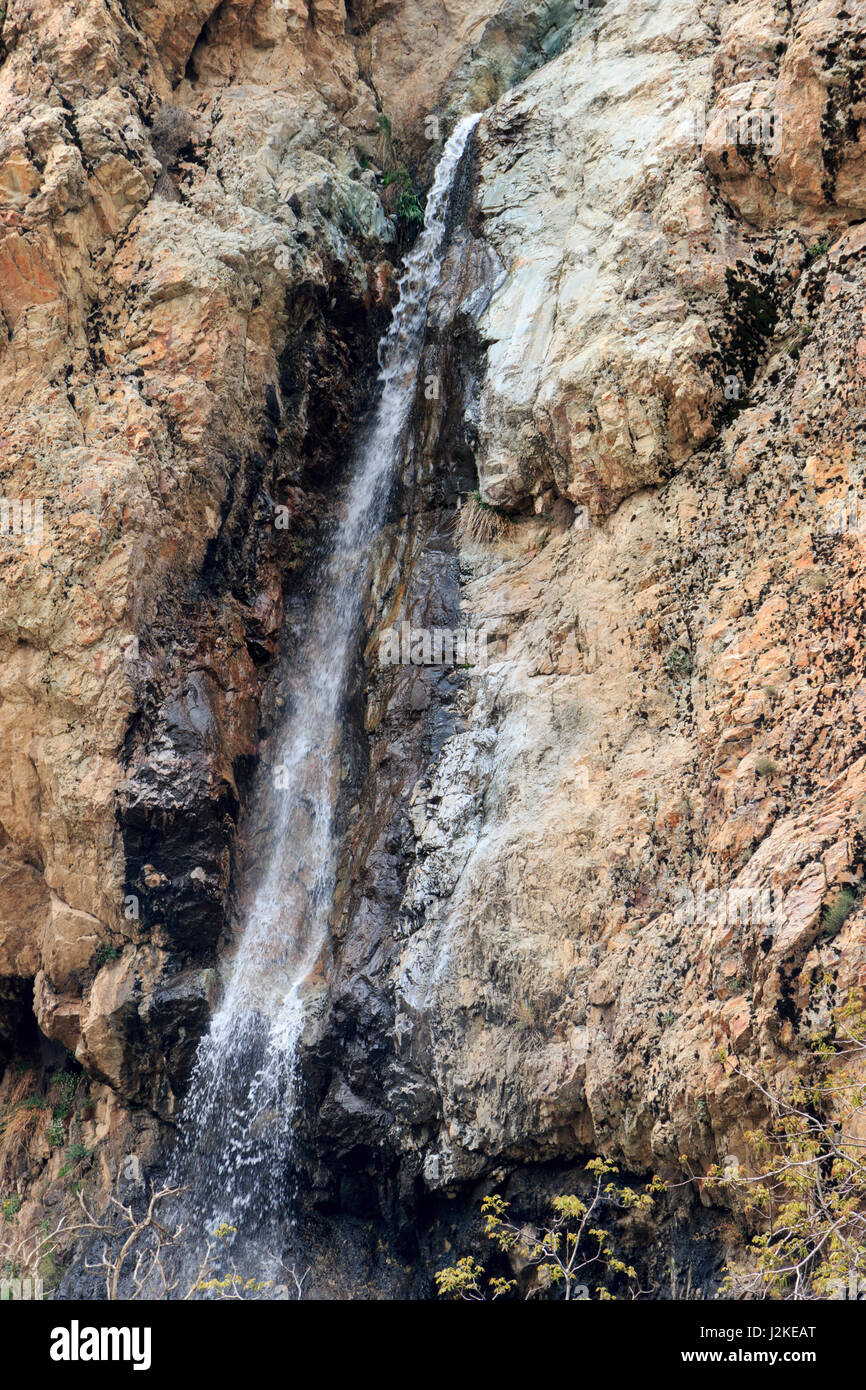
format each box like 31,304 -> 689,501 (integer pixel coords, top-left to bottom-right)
173,115 -> 482,1230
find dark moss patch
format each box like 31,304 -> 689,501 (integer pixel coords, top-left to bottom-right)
719,263 -> 780,396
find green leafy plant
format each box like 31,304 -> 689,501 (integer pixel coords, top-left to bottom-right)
822,889 -> 858,938
382,166 -> 424,224
664,645 -> 693,681
373,113 -> 424,227
436,1160 -> 665,1300
51,1067 -> 78,1123
95,942 -> 120,967
708,994 -> 866,1298
2,1194 -> 22,1224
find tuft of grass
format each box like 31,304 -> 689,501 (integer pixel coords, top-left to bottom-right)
376,112 -> 395,169
455,491 -> 516,547
806,239 -> 829,262
755,756 -> 780,778
0,1069 -> 49,1185
802,570 -> 829,591
822,889 -> 857,937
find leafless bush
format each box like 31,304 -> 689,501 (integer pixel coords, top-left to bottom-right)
151,103 -> 198,169
455,491 -> 516,548
150,104 -> 198,200
4,1176 -> 311,1300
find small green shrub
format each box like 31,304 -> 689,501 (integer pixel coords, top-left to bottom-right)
822,889 -> 857,937
94,942 -> 120,967
51,1070 -> 77,1100
664,646 -> 693,681
436,1162 -> 666,1300
716,995 -> 866,1298
2,1194 -> 22,1223
58,1143 -> 93,1179
755,756 -> 780,778
382,166 -> 424,224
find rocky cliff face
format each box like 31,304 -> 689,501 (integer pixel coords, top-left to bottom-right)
2,0 -> 865,1298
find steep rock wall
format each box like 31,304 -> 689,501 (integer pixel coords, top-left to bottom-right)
0,0 -> 400,1234
300,0 -> 866,1277
1,0 -> 866,1298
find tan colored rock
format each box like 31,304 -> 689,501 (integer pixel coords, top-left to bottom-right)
704,0 -> 866,228
78,950 -> 141,1092
330,0 -> 866,1197
0,0 -> 393,1109
40,897 -> 102,993
0,860 -> 48,977
33,972 -> 83,1053
4,0 -> 866,1288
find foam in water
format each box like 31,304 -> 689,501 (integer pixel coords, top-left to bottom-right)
173,114 -> 482,1231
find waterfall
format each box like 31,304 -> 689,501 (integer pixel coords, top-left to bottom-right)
173,113 -> 482,1231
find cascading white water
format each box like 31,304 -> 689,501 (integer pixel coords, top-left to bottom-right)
174,114 -> 482,1228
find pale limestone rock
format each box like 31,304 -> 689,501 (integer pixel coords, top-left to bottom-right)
472,0 -> 723,516
41,898 -> 103,993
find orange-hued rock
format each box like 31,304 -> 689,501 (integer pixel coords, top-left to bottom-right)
0,0 -> 393,1113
